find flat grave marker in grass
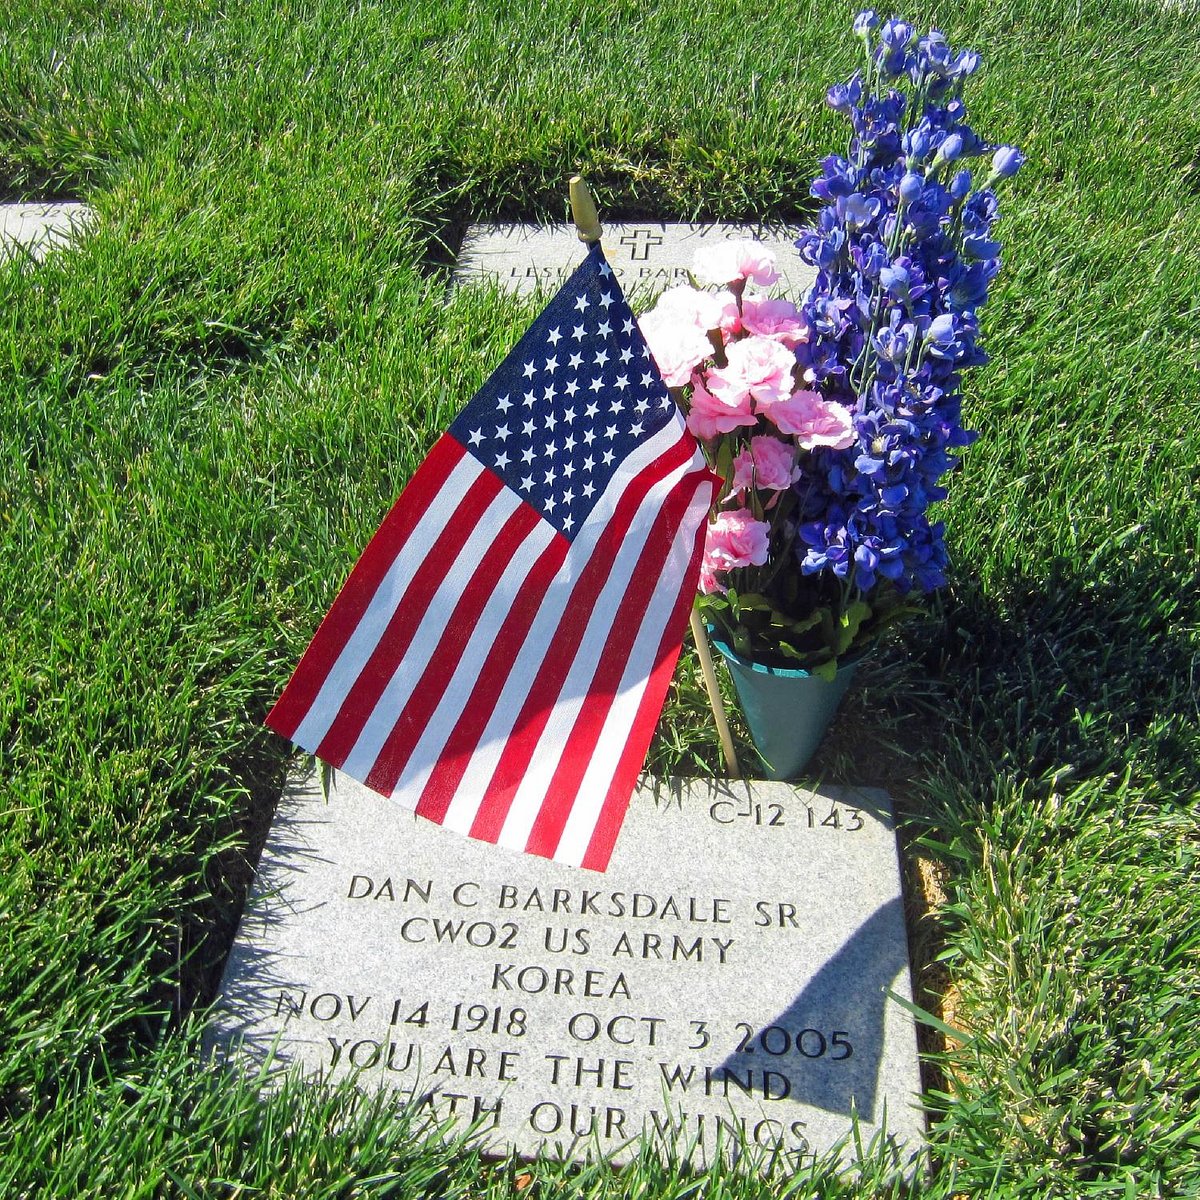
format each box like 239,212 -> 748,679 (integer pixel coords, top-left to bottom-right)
454,223 -> 816,300
0,202 -> 94,262
213,769 -> 925,1170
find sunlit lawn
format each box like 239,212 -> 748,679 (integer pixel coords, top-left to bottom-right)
1,0 -> 1198,1195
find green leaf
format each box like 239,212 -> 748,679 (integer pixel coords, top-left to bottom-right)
833,599 -> 872,654
811,657 -> 838,682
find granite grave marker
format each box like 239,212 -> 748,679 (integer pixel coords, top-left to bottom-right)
213,769 -> 925,1170
0,202 -> 94,262
453,222 -> 816,301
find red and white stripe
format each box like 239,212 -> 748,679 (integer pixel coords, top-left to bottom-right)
266,414 -> 713,870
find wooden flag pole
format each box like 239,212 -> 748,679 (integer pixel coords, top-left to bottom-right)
568,174 -> 739,779
689,609 -> 742,779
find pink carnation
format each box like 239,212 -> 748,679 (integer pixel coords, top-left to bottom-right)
707,335 -> 797,410
740,295 -> 806,348
768,390 -> 857,450
699,508 -> 770,594
654,285 -> 739,338
638,307 -> 714,388
685,376 -> 756,440
692,238 -> 780,288
729,435 -> 800,494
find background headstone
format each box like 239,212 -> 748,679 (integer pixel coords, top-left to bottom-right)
213,769 -> 925,1170
0,202 -> 93,262
454,223 -> 816,303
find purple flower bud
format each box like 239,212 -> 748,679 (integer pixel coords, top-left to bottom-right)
899,171 -> 924,203
927,313 -> 957,344
918,31 -> 952,75
936,133 -> 964,163
853,9 -> 878,36
880,265 -> 912,300
950,169 -> 973,200
952,49 -> 980,78
826,82 -> 852,112
841,192 -> 882,230
880,18 -> 913,48
991,146 -> 1025,178
903,125 -> 932,162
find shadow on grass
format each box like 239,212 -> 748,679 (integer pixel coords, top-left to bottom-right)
925,556 -> 1198,792
416,154 -> 824,282
765,549 -> 1198,1110
181,721 -> 293,1017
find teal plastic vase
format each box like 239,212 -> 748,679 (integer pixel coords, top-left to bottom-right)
709,634 -> 858,780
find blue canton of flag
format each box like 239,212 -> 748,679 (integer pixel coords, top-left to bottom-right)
450,251 -> 677,539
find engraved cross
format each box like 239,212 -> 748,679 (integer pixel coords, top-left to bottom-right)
619,228 -> 664,262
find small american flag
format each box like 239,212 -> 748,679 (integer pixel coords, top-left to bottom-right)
266,243 -> 715,870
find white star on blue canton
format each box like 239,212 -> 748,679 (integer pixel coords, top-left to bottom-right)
523,361 -> 536,379
468,429 -> 483,446
572,324 -> 586,340
545,356 -> 558,373
574,295 -> 589,312
547,327 -> 562,345
568,352 -> 583,370
495,424 -> 510,441
497,394 -> 512,412
495,450 -> 510,469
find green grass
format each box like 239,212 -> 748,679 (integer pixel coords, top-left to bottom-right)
2,0 -> 1199,1194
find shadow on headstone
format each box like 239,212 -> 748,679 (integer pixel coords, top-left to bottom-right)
718,896 -> 908,1120
209,803 -> 337,1059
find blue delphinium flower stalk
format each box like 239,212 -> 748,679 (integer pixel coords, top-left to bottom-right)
793,12 -> 1021,600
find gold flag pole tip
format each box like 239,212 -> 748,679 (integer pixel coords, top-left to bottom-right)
569,175 -> 603,244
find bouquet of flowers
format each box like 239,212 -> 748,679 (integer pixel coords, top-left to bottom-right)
641,12 -> 1023,680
